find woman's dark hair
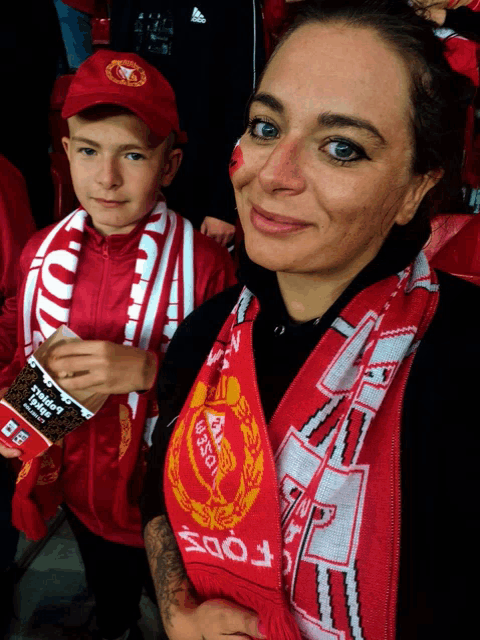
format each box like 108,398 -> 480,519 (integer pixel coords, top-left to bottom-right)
263,0 -> 475,243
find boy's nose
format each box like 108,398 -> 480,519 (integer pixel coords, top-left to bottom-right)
96,157 -> 122,189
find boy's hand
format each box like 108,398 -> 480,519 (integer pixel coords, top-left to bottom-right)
200,216 -> 236,247
46,341 -> 157,395
0,443 -> 21,458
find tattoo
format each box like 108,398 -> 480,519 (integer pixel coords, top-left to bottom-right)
144,515 -> 188,627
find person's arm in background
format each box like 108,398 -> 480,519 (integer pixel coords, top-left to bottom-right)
412,0 -> 480,34
199,2 -> 266,248
0,155 -> 36,370
200,217 -> 236,248
443,3 -> 480,39
192,231 -> 237,307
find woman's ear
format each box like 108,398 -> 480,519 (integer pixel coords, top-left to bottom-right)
395,168 -> 444,226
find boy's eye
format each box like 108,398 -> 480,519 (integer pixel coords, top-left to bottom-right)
323,139 -> 366,164
126,152 -> 146,161
247,118 -> 279,141
79,147 -> 96,156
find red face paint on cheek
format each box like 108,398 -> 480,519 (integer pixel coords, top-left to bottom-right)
229,142 -> 245,178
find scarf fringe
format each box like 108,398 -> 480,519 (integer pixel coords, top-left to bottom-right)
191,566 -> 302,640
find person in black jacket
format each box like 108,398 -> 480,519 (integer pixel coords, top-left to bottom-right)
110,0 -> 265,246
141,2 -> 480,639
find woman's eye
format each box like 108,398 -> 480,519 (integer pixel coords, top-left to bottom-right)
248,118 -> 279,141
126,152 -> 145,161
324,140 -> 364,163
79,147 -> 96,156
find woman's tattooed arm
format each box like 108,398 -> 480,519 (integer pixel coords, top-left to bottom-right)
144,516 -> 262,639
144,515 -> 196,629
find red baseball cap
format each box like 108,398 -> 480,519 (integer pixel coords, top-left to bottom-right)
62,49 -> 187,144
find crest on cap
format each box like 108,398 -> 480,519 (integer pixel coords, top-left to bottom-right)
105,60 -> 147,87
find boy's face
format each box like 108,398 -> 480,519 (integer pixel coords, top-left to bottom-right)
62,112 -> 182,236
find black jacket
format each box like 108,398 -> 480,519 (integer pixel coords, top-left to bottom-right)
141,237 -> 480,639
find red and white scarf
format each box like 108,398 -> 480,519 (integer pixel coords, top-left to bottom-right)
165,252 -> 439,640
14,202 -> 194,539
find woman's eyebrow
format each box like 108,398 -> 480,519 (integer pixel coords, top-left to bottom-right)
318,112 -> 387,146
250,92 -> 284,114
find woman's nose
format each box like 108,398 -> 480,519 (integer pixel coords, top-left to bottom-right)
257,138 -> 306,194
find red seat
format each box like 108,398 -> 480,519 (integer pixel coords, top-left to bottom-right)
49,75 -> 77,220
49,74 -> 74,153
426,214 -> 480,285
50,152 -> 77,221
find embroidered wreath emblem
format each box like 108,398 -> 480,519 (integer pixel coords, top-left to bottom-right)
16,459 -> 32,484
105,60 -> 147,87
37,452 -> 60,486
167,376 -> 264,530
119,404 -> 132,460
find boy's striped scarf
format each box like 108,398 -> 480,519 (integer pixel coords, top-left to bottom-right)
165,252 -> 439,640
14,202 -> 194,540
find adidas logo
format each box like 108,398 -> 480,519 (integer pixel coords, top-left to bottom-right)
191,7 -> 206,24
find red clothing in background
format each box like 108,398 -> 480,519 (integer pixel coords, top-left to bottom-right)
0,155 -> 36,370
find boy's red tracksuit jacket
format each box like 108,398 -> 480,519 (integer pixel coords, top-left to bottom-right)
0,213 -> 236,546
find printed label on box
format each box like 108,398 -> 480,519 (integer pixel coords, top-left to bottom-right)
3,356 -> 93,443
0,325 -> 107,461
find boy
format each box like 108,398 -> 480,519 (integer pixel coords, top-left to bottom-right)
0,50 -> 235,640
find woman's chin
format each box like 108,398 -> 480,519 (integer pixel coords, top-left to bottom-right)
244,237 -> 299,273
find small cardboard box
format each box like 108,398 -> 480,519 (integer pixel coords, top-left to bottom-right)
0,326 -> 108,461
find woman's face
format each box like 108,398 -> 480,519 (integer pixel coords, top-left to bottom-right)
231,22 -> 437,276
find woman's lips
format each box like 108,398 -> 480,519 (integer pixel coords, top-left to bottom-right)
249,205 -> 311,235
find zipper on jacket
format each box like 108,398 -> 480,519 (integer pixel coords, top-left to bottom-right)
87,238 -> 111,535
384,279 -> 439,639
384,357 -> 414,640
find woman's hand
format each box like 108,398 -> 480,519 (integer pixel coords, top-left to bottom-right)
160,597 -> 265,640
144,516 -> 265,640
189,599 -> 265,640
46,341 -> 157,395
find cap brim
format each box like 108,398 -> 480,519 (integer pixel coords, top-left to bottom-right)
62,92 -> 181,142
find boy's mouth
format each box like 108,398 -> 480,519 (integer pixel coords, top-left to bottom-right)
93,198 -> 128,208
